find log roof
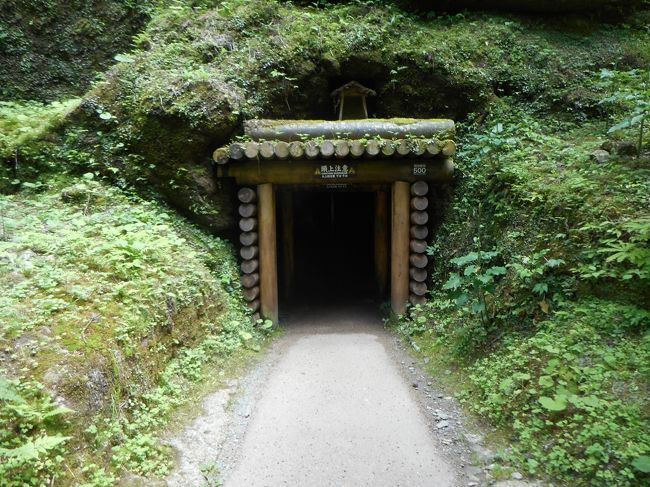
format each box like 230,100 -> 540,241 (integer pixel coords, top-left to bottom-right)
213,137 -> 456,165
214,118 -> 456,165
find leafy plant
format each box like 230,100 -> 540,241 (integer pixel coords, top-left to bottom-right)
0,377 -> 71,486
600,67 -> 650,155
443,248 -> 506,325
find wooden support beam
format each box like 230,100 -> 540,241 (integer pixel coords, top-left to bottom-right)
280,191 -> 294,301
258,183 -> 279,323
374,190 -> 389,297
217,159 -> 454,185
391,181 -> 410,315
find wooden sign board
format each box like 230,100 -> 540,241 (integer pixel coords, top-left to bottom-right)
216,159 -> 453,185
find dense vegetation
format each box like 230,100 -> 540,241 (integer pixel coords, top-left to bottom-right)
0,171 -> 272,484
397,85 -> 650,485
1,0 -> 649,485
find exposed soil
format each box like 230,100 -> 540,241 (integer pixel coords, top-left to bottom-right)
165,303 -> 543,487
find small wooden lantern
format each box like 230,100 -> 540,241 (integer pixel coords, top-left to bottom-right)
331,81 -> 376,120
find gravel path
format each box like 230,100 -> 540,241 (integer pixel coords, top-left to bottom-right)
165,304 -> 540,487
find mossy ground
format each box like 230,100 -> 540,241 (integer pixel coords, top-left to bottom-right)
0,176 -> 271,485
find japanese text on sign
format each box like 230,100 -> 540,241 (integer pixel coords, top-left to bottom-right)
315,164 -> 355,179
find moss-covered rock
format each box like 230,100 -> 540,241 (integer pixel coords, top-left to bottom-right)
0,0 -> 153,101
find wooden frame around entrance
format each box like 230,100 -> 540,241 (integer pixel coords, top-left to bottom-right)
244,179 -> 418,323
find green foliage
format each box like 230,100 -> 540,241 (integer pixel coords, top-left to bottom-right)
0,377 -> 71,485
463,300 -> 650,485
0,176 -> 267,483
599,67 -> 650,154
397,91 -> 649,485
0,99 -> 80,191
0,0 -> 154,100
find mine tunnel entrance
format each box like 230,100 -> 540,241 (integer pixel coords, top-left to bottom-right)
281,190 -> 378,304
214,81 -> 457,322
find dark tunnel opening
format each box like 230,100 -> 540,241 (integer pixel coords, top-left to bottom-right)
279,190 -> 378,304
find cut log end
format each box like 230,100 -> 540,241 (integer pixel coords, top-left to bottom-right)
409,280 -> 427,296
274,141 -> 290,159
409,267 -> 427,282
241,272 -> 260,288
238,187 -> 257,203
411,181 -> 429,196
248,299 -> 260,312
410,196 -> 429,211
289,141 -> 305,159
442,139 -> 457,156
410,225 -> 429,240
335,140 -> 350,158
409,294 -> 427,306
238,203 -> 257,218
259,141 -> 275,159
240,231 -> 258,246
239,217 -> 258,233
241,259 -> 259,274
240,245 -> 259,260
409,253 -> 428,269
410,211 -> 429,226
244,141 -> 260,159
320,140 -> 335,158
410,239 -> 428,254
243,286 -> 260,302
230,143 -> 245,160
212,147 -> 230,165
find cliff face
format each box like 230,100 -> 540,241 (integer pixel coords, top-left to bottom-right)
66,0 -> 648,232
0,0 -> 152,101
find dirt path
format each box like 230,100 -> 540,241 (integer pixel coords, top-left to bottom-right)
166,304 -> 537,487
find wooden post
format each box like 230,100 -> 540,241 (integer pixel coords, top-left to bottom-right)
374,190 -> 389,296
258,183 -> 278,323
280,191 -> 294,301
391,181 -> 410,315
